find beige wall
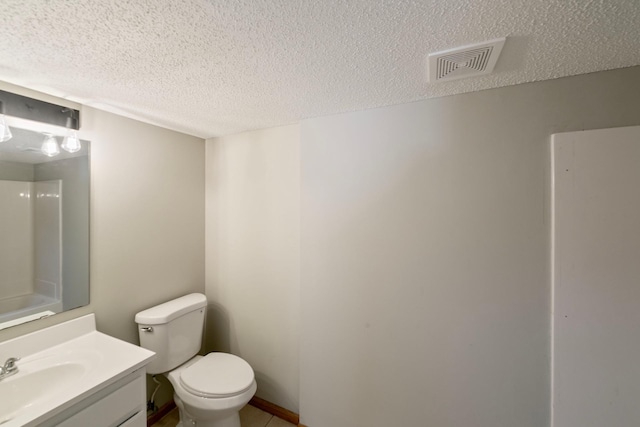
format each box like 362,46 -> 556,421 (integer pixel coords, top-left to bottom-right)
2,66 -> 640,425
84,106 -> 205,341
205,125 -> 300,412
299,66 -> 640,427
0,105 -> 205,349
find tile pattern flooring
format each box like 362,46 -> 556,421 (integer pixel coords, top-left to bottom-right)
152,404 -> 296,427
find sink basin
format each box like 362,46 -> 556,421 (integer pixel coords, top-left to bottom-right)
0,350 -> 98,424
1,363 -> 85,422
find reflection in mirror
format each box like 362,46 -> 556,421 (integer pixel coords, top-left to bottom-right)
0,125 -> 89,330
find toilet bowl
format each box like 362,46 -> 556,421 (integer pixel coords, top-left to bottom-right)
135,293 -> 256,427
168,354 -> 257,427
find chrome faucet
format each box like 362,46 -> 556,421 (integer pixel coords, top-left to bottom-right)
0,357 -> 20,380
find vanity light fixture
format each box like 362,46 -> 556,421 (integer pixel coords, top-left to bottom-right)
0,101 -> 12,143
0,91 -> 80,129
62,130 -> 81,153
61,112 -> 81,153
41,134 -> 61,157
0,91 -> 83,156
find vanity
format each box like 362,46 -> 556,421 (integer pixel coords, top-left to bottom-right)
0,314 -> 155,426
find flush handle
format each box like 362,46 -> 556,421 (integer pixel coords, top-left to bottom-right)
140,327 -> 153,332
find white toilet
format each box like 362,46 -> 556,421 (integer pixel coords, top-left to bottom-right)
135,293 -> 257,427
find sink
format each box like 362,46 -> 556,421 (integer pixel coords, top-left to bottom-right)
0,314 -> 154,427
0,350 -> 98,424
1,364 -> 85,423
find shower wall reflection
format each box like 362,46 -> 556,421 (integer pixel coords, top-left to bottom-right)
0,127 -> 89,329
0,179 -> 63,324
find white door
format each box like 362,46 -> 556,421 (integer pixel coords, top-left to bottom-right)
552,125 -> 640,427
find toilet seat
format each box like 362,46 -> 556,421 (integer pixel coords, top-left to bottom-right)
179,352 -> 255,398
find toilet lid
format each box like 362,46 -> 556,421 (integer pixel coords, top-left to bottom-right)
180,353 -> 254,398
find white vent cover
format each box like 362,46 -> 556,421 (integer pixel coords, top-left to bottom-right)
428,38 -> 506,83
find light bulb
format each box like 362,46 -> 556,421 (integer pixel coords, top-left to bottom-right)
61,130 -> 81,153
41,134 -> 60,157
0,114 -> 12,143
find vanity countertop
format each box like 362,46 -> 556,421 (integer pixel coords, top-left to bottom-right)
0,314 -> 155,426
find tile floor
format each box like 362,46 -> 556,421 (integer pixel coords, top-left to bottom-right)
151,404 -> 296,427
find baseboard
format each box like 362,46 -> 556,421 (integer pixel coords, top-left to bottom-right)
147,400 -> 176,427
249,396 -> 300,425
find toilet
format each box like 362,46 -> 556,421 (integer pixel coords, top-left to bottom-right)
135,293 -> 256,427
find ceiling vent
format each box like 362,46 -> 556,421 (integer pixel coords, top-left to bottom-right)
428,38 -> 506,83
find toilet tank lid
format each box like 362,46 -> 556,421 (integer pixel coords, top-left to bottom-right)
135,293 -> 207,325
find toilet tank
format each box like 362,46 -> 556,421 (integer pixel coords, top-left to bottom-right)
135,293 -> 207,374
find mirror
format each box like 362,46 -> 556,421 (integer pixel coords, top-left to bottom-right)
0,124 -> 89,330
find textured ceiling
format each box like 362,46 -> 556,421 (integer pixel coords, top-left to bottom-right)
0,0 -> 638,138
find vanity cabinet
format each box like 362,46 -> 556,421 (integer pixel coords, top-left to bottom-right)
40,369 -> 147,427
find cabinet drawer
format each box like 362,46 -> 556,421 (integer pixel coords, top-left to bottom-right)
56,374 -> 145,427
118,410 -> 146,427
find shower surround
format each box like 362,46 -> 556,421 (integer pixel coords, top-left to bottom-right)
0,179 -> 62,327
